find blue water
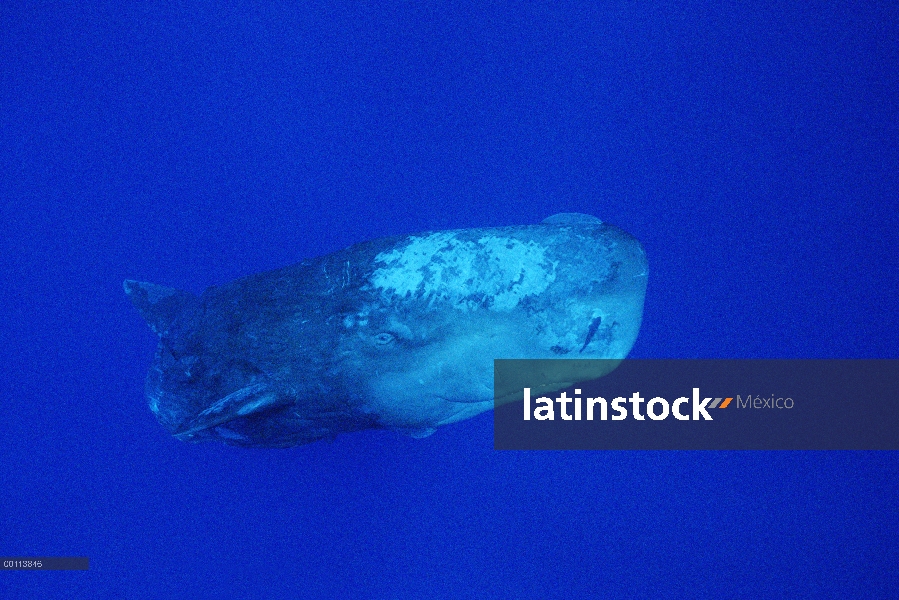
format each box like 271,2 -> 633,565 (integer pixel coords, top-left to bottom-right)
2,2 -> 897,598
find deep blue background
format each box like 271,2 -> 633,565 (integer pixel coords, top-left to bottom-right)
2,2 -> 897,598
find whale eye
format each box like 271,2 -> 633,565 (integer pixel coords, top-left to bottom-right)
374,332 -> 396,346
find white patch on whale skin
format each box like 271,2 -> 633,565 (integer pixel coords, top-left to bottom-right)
367,232 -> 556,311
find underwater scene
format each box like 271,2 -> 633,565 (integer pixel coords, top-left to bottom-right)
1,2 -> 897,598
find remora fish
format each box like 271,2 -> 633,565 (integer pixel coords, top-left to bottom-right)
125,213 -> 647,447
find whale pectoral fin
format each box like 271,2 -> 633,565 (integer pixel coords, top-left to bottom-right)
173,383 -> 285,440
401,427 -> 436,439
124,280 -> 198,337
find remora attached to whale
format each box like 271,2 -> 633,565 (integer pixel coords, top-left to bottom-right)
125,213 -> 648,447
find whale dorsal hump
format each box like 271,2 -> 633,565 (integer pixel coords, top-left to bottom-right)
541,213 -> 603,225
